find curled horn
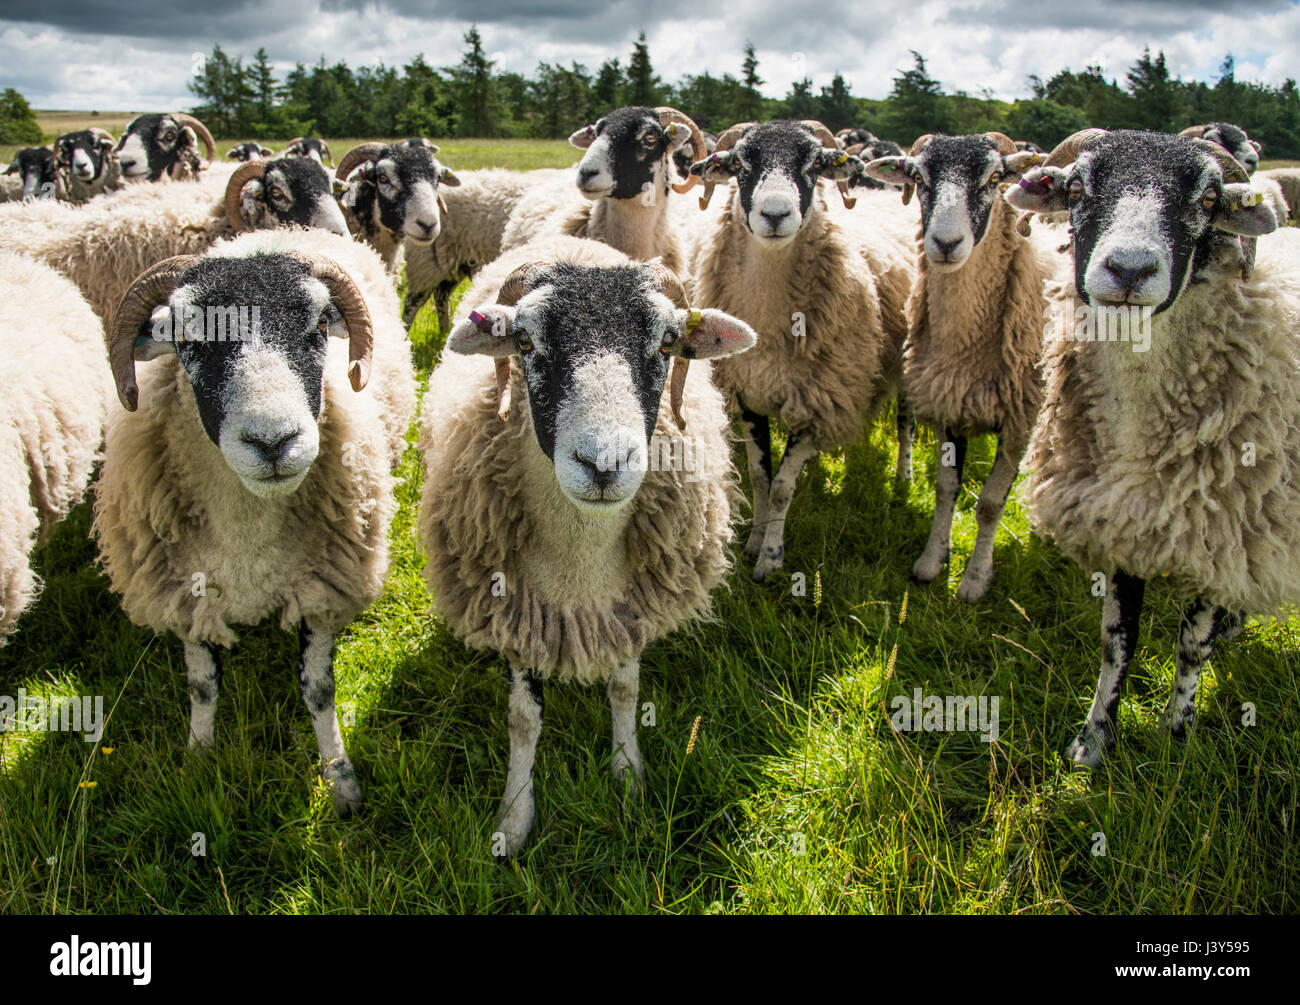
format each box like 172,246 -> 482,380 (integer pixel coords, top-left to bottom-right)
1044,128 -> 1108,168
108,255 -> 200,410
171,113 -> 216,165
1188,137 -> 1250,183
286,137 -> 306,155
1179,124 -> 1209,139
287,253 -> 373,391
985,131 -> 1018,156
699,122 -> 754,210
901,133 -> 935,205
657,106 -> 708,195
644,261 -> 691,429
490,261 -> 548,423
89,127 -> 115,145
223,159 -> 266,230
803,119 -> 857,210
335,142 -> 387,184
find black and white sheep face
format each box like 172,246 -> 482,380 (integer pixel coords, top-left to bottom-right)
1200,122 -> 1260,175
286,138 -> 332,165
570,107 -> 690,201
1007,131 -> 1277,314
138,256 -> 349,498
241,158 -> 350,236
4,147 -> 55,200
227,142 -> 274,162
866,135 -> 1033,270
691,123 -> 860,244
342,140 -> 459,245
447,264 -> 755,512
55,130 -> 113,185
116,114 -> 201,180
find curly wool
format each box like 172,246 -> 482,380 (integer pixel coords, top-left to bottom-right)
692,184 -> 914,450
0,252 -> 112,642
418,236 -> 740,683
91,230 -> 416,647
902,190 -> 1051,450
1024,230 -> 1300,613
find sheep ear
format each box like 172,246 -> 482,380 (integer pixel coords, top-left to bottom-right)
1250,139 -> 1263,154
1003,150 -> 1044,181
438,165 -> 461,187
1004,166 -> 1071,213
447,306 -> 516,356
863,155 -> 914,187
668,309 -> 756,359
690,150 -> 737,182
663,122 -> 692,155
135,308 -> 180,360
1214,184 -> 1278,236
240,180 -> 267,226
816,148 -> 861,182
569,124 -> 597,149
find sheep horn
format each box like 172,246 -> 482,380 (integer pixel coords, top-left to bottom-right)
802,121 -> 856,210
223,159 -> 267,231
286,137 -> 306,154
699,121 -> 754,210
645,261 -> 690,429
657,107 -> 707,194
109,255 -> 200,411
901,133 -> 935,205
287,253 -> 374,392
89,127 -> 115,145
1188,137 -> 1250,184
985,131 -> 1018,156
490,261 -> 550,422
1044,128 -> 1108,168
335,142 -> 387,184
171,114 -> 216,165
1179,125 -> 1209,139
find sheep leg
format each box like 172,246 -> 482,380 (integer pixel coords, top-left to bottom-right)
753,434 -> 819,582
955,436 -> 1020,603
184,641 -> 222,750
298,623 -> 363,817
1066,570 -> 1146,767
912,428 -> 966,584
401,286 -> 432,328
739,405 -> 773,560
1163,601 -> 1244,740
496,665 -> 543,857
607,659 -> 644,788
895,395 -> 915,485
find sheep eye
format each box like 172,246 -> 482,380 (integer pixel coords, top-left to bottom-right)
1067,177 -> 1085,202
378,173 -> 391,186
987,171 -> 1002,186
269,187 -> 285,201
641,132 -> 658,146
163,130 -> 175,141
316,312 -> 329,333
1200,187 -> 1218,211
516,335 -> 534,353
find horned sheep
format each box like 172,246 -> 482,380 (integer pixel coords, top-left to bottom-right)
418,234 -> 756,854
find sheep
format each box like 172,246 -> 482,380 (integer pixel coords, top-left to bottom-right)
1180,122 -> 1261,174
0,155 -> 350,325
418,234 -> 756,854
673,128 -> 717,186
53,128 -> 122,203
0,252 -> 113,643
835,129 -> 906,190
688,120 -> 917,581
1256,167 -> 1299,224
227,142 -> 276,162
1005,127 -> 1299,767
114,112 -> 216,182
2,147 -> 56,202
401,167 -> 574,330
91,227 -> 416,813
284,137 -> 334,167
862,132 -> 1059,601
333,138 -> 462,271
501,107 -> 710,282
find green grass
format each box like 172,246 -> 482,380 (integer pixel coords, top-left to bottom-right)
2,274 -> 1296,915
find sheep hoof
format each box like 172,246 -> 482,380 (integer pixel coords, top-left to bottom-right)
612,755 -> 644,793
1161,698 -> 1195,741
1064,726 -> 1111,769
743,527 -> 764,559
752,551 -> 783,582
324,757 -> 364,818
955,568 -> 992,603
494,796 -> 535,858
910,553 -> 945,584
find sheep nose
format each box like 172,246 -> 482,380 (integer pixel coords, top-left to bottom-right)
243,430 -> 299,465
933,235 -> 964,259
578,167 -> 601,187
760,208 -> 791,227
413,217 -> 436,235
574,450 -> 618,490
1104,253 -> 1158,292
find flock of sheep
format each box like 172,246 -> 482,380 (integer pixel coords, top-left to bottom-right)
2,106 -> 1299,854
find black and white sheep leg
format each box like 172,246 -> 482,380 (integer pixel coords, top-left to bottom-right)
1067,570 -> 1146,768
1162,600 -> 1243,740
496,666 -> 543,857
913,430 -> 966,585
895,397 -> 916,485
955,437 -> 1019,603
298,623 -> 363,817
739,406 -> 772,560
607,659 -> 644,788
183,641 -> 223,750
752,434 -> 819,582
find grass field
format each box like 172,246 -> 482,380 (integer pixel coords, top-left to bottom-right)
0,136 -> 1297,916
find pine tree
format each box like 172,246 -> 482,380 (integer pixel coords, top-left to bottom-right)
886,51 -> 951,143
593,59 -> 624,113
626,31 -> 660,106
445,25 -> 501,137
738,41 -> 763,121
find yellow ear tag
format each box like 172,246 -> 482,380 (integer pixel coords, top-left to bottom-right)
1232,190 -> 1264,211
831,152 -> 849,166
685,309 -> 702,334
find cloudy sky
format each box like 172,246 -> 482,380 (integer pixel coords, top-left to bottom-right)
1,0 -> 1297,110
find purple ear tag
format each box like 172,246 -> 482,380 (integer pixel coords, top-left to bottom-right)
1019,175 -> 1052,193
469,310 -> 495,334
